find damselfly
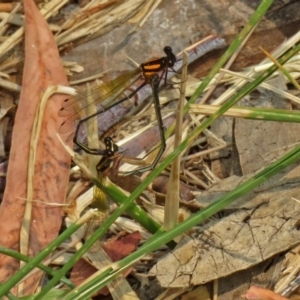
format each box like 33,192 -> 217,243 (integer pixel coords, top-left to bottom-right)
59,46 -> 177,173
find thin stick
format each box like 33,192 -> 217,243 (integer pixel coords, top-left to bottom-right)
164,51 -> 188,230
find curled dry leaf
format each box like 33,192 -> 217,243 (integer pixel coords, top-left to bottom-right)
0,0 -> 71,295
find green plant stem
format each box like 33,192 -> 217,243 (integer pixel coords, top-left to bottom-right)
0,247 -> 74,288
5,291 -> 18,300
0,217 -> 85,297
193,106 -> 300,123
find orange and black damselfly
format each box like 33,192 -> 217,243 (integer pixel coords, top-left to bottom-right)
59,46 -> 177,173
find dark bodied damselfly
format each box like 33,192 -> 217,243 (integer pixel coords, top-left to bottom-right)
59,46 -> 177,173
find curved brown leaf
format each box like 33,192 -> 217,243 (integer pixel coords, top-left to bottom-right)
0,0 -> 72,295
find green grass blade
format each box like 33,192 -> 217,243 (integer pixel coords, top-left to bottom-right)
0,247 -> 74,288
192,105 -> 300,123
0,212 -> 91,297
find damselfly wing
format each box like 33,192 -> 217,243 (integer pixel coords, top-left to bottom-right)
59,46 -> 177,173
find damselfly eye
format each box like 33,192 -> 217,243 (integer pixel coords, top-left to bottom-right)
164,46 -> 172,55
104,137 -> 113,145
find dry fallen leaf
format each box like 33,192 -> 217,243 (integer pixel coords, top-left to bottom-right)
0,0 -> 71,295
235,75 -> 300,175
150,158 -> 300,288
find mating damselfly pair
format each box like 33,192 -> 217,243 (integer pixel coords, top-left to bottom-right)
59,46 -> 178,175
60,46 -> 180,252
60,37 -> 226,252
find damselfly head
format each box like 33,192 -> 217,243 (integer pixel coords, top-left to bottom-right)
163,46 -> 172,55
163,46 -> 176,66
104,137 -> 118,156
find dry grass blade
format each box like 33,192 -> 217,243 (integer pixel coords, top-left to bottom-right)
164,51 -> 188,231
128,0 -> 162,28
56,0 -> 147,46
0,2 -> 21,36
0,0 -> 69,60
